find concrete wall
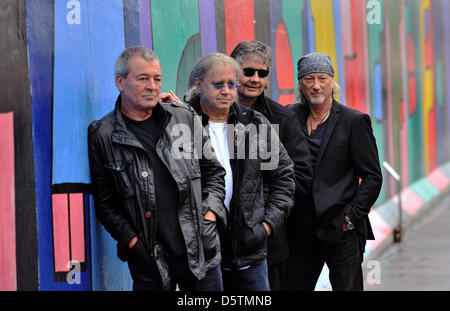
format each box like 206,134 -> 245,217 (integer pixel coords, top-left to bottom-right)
0,0 -> 449,290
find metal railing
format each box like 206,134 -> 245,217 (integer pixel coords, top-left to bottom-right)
383,161 -> 402,242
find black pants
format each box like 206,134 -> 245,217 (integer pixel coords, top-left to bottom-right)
285,229 -> 366,291
132,254 -> 197,291
268,260 -> 286,291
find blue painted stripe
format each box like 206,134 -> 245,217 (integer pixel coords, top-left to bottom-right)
90,197 -> 132,291
52,0 -> 125,185
307,0 -> 315,53
52,0 -> 92,185
49,0 -> 126,290
26,0 -> 54,290
374,63 -> 383,121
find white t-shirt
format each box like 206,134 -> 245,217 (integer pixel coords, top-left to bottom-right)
208,121 -> 233,211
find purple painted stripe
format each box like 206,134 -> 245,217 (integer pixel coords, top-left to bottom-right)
199,0 -> 217,55
139,0 -> 152,49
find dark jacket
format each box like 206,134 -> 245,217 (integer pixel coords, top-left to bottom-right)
288,101 -> 383,242
88,96 -> 227,287
189,99 -> 295,269
252,93 -> 313,265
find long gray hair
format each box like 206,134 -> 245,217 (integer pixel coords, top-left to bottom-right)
184,53 -> 242,103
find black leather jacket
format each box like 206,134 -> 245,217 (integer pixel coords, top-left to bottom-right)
88,96 -> 227,288
189,100 -> 295,269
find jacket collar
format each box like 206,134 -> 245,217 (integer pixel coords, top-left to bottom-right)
251,92 -> 273,119
187,97 -> 255,126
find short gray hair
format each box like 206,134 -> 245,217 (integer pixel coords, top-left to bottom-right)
114,46 -> 159,78
184,53 -> 242,103
230,40 -> 272,69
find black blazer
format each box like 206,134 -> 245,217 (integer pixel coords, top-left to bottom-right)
253,94 -> 313,265
289,101 -> 382,242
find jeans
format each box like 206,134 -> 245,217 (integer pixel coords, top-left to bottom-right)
222,260 -> 270,291
196,265 -> 223,291
285,229 -> 366,291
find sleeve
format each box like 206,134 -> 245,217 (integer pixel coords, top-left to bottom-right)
344,114 -> 383,223
259,116 -> 296,234
88,122 -> 137,261
192,111 -> 228,231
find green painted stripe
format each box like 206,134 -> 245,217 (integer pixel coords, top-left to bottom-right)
410,178 -> 439,202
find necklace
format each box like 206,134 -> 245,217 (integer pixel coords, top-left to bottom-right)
308,108 -> 331,136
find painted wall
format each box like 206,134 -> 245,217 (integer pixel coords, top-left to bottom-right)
0,0 -> 449,290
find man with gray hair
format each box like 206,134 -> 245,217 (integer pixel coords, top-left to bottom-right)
88,46 -> 227,291
230,40 -> 312,291
286,52 -> 383,291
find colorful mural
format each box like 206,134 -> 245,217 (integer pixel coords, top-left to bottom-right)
0,0 -> 449,290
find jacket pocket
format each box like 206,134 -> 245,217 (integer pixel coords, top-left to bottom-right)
127,238 -> 159,279
105,160 -> 135,199
202,219 -> 220,262
238,222 -> 268,256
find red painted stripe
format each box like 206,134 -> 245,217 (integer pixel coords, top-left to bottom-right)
275,23 -> 295,106
52,194 -> 71,272
278,94 -> 295,107
0,112 -> 17,290
69,193 -> 85,264
275,23 -> 294,89
224,0 -> 255,55
407,35 -> 417,115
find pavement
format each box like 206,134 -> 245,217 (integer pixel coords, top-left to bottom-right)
364,192 -> 450,291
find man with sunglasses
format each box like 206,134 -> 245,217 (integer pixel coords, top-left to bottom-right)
230,41 -> 313,291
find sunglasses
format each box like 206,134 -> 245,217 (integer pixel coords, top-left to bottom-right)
243,67 -> 270,78
211,82 -> 240,90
